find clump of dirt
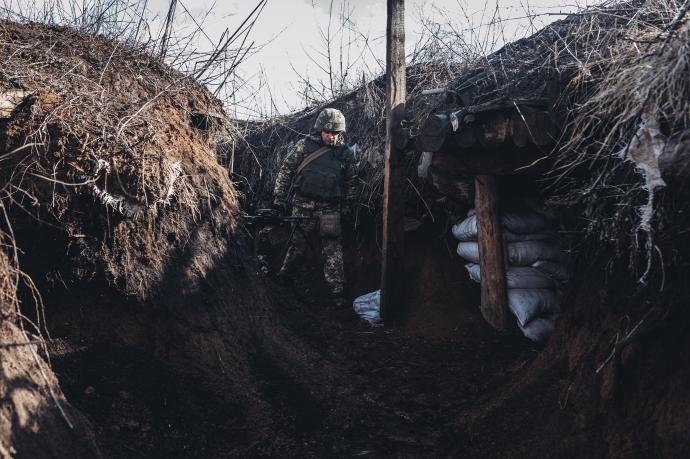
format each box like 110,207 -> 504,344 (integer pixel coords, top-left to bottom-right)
0,21 -> 238,301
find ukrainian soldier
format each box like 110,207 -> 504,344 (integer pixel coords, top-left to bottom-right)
273,108 -> 357,304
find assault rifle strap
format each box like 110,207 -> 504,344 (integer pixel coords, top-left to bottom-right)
295,146 -> 332,176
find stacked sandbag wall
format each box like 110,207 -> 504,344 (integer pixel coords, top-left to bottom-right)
452,199 -> 569,341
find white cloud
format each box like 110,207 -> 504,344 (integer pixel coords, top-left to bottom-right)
3,0 -> 601,118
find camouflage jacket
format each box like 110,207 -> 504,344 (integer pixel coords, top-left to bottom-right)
273,135 -> 357,210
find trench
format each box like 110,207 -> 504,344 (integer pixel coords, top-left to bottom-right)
13,209 -> 584,458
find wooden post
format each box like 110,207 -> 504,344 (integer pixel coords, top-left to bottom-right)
474,175 -> 508,331
381,0 -> 406,321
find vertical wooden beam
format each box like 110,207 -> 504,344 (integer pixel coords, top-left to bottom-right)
381,0 -> 406,321
474,174 -> 508,331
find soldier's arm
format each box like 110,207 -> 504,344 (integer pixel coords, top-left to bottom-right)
273,142 -> 306,208
343,146 -> 359,211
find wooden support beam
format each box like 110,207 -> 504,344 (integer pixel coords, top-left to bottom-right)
381,0 -> 406,321
474,175 -> 508,331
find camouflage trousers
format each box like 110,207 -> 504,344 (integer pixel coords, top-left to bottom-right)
279,196 -> 346,295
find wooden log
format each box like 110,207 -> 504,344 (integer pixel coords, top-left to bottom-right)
434,147 -> 548,176
510,110 -> 530,148
510,106 -> 558,147
474,175 -> 508,331
416,113 -> 449,152
478,113 -> 510,149
381,0 -> 406,322
455,121 -> 477,148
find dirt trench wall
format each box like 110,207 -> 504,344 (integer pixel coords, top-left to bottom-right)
0,322 -> 100,459
0,243 -> 99,458
543,251 -> 690,457
464,184 -> 690,458
0,21 -> 348,456
0,21 -> 239,302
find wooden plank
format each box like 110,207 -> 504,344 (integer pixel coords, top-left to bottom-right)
380,0 -> 406,321
474,175 -> 508,331
434,147 -> 549,177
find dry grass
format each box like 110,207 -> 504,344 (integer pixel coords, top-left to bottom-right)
0,232 -> 16,321
539,0 -> 690,279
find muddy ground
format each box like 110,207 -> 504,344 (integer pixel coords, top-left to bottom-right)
47,283 -> 554,457
26,220 -> 615,459
3,201 -> 685,459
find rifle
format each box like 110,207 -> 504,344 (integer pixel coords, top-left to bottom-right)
243,208 -> 315,226
243,209 -> 317,267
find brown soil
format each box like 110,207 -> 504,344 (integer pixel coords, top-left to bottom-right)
9,213 -> 680,458
0,322 -> 100,458
4,196 -> 687,458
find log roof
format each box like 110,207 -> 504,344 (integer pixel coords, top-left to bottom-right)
416,0 -> 648,157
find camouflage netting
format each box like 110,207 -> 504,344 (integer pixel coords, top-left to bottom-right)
0,21 -> 239,300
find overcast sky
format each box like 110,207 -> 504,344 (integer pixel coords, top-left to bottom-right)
138,1 -> 599,118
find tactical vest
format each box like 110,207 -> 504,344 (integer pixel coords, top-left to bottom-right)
294,142 -> 347,202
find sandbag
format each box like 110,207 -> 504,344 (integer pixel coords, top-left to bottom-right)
452,198 -> 556,242
417,151 -> 433,178
519,316 -> 555,342
458,239 -> 565,267
532,260 -> 570,284
504,229 -> 557,243
507,240 -> 564,266
452,214 -> 478,242
464,264 -> 557,289
501,201 -> 555,235
465,263 -> 482,284
353,290 -> 381,324
452,215 -> 556,243
507,289 -> 561,326
506,267 -> 557,289
456,241 -> 479,263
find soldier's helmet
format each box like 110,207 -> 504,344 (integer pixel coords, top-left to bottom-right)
314,108 -> 346,132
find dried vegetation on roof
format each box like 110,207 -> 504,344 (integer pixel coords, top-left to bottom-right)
421,0 -> 690,279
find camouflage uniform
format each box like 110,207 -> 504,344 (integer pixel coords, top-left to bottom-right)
273,132 -> 357,296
